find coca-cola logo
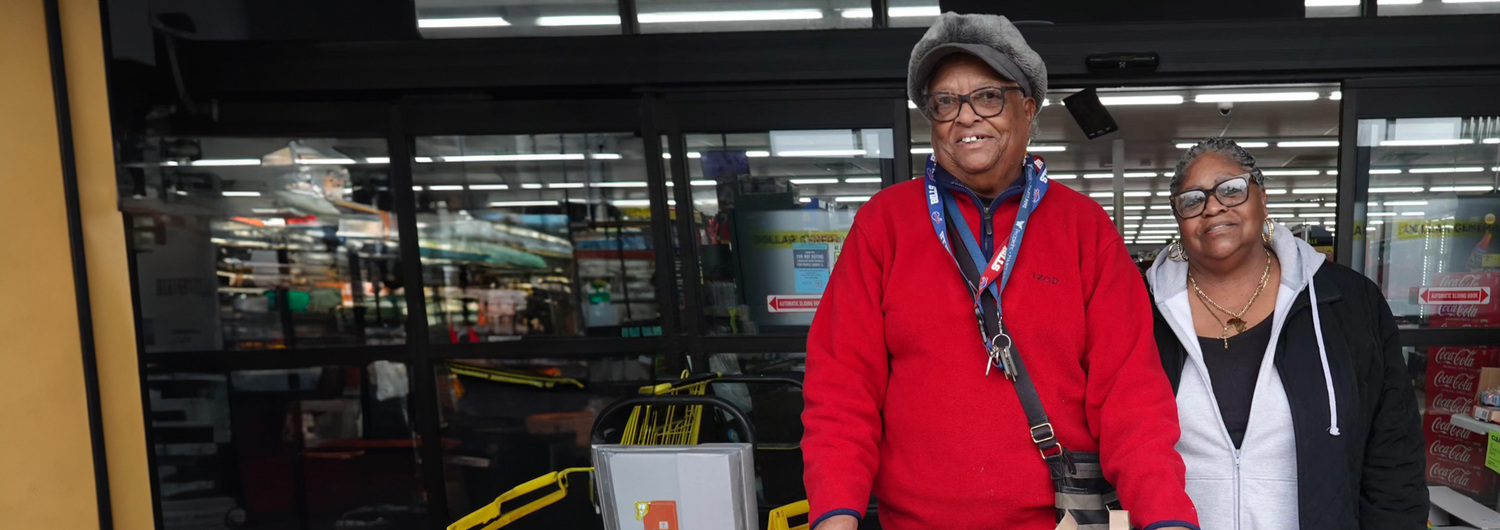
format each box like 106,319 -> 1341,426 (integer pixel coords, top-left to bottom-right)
1432,417 -> 1473,439
1432,394 -> 1475,413
1441,275 -> 1485,288
1439,305 -> 1484,318
1431,462 -> 1476,487
1431,439 -> 1478,464
1434,370 -> 1479,393
1436,349 -> 1482,368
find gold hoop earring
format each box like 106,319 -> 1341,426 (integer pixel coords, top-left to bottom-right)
1263,218 -> 1275,246
1167,241 -> 1188,262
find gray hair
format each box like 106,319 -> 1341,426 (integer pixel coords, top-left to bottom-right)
1170,138 -> 1266,195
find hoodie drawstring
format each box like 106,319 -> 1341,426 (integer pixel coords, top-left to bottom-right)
1306,277 -> 1342,437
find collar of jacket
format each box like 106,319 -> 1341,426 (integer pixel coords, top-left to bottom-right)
932,159 -> 1026,211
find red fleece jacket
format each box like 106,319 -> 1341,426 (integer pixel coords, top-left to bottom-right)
802,176 -> 1198,529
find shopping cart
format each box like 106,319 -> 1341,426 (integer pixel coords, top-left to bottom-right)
448,372 -> 802,530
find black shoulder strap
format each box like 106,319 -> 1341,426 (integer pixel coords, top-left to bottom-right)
945,216 -> 1066,462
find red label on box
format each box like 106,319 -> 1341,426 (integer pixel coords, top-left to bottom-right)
1427,413 -> 1487,444
1430,346 -> 1500,371
1428,390 -> 1477,416
1429,368 -> 1482,395
1429,436 -> 1484,466
1427,457 -> 1498,497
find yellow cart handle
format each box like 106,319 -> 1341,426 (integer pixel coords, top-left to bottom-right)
448,467 -> 593,530
768,499 -> 811,530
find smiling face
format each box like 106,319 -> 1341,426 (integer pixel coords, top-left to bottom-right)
1175,153 -> 1268,263
926,54 -> 1036,196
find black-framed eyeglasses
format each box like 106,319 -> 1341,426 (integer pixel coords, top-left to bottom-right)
1171,174 -> 1260,219
925,86 -> 1022,122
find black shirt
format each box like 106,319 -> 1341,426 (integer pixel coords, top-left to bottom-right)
1197,316 -> 1274,449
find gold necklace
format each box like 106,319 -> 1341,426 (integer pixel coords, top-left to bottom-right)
1189,248 -> 1273,349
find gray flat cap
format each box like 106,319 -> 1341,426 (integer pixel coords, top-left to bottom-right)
908,13 -> 1047,130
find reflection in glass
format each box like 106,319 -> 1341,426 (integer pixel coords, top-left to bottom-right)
684,129 -> 892,334
1357,116 -> 1500,329
415,0 -> 623,38
1378,0 -> 1500,17
148,363 -> 427,529
413,134 -> 662,341
635,0 -> 870,33
121,137 -> 405,352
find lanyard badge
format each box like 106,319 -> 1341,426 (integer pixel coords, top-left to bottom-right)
924,154 -> 1049,378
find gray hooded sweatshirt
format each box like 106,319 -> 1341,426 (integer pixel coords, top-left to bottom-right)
1146,223 -> 1342,530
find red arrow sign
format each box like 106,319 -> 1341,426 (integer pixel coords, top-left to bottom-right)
767,295 -> 822,313
1418,287 -> 1492,305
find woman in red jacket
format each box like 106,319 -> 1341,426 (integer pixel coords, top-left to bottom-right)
801,12 -> 1199,530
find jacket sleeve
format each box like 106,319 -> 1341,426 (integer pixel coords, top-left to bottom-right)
1358,279 -> 1429,529
802,220 -> 889,528
1079,211 -> 1199,530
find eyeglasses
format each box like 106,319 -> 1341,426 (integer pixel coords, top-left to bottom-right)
1171,174 -> 1259,219
925,86 -> 1022,122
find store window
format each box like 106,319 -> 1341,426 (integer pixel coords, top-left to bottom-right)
122,137 -> 404,352
414,0 -> 623,38
1355,116 -> 1500,330
148,363 -> 427,530
908,83 -> 1342,252
634,0 -> 871,33
412,133 -> 663,342
680,129 -> 892,334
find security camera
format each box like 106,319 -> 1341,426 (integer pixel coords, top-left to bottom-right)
1217,102 -> 1234,117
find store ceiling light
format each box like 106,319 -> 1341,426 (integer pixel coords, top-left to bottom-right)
1330,91 -> 1343,100
834,196 -> 872,203
536,15 -> 621,26
1268,202 -> 1334,208
911,147 -> 934,154
1384,200 -> 1429,206
1194,92 -> 1321,103
590,153 -> 623,160
1369,186 -> 1425,193
1379,139 -> 1475,147
469,184 -> 509,190
746,151 -> 771,158
1430,185 -> 1495,192
222,191 -> 261,197
841,6 -> 942,17
687,152 -> 702,159
1378,0 -> 1421,4
414,157 -> 433,163
790,178 -> 841,185
442,154 -> 586,162
1124,191 -> 1154,197
1048,174 -> 1077,179
1088,192 -> 1112,198
365,157 -> 390,164
548,182 -> 586,189
1098,95 -> 1184,106
691,180 -> 715,187
1262,169 -> 1323,176
1369,168 -> 1403,174
419,17 -> 510,28
1443,0 -> 1500,4
1300,213 -> 1337,218
1304,0 -> 1358,7
594,181 -> 648,188
1084,173 -> 1113,179
908,100 -> 918,109
1029,145 -> 1067,152
1146,215 -> 1176,220
609,199 -> 653,207
1142,223 -> 1178,228
1409,166 -> 1486,174
521,183 -> 543,189
1369,212 -> 1398,217
776,149 -> 868,157
1292,187 -> 1338,194
427,185 -> 465,191
845,177 -> 882,184
1138,229 -> 1178,235
1266,189 -> 1289,195
1125,172 -> 1159,178
1277,140 -> 1340,148
298,158 -> 356,165
192,159 -> 261,167
1400,211 -> 1426,216
638,9 -> 823,24
412,185 -> 424,191
1483,138 -> 1500,144
490,200 -> 560,207
1239,142 -> 1271,148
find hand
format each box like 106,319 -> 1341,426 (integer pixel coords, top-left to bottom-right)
814,514 -> 858,530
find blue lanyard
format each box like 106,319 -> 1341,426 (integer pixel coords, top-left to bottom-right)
924,154 -> 1049,376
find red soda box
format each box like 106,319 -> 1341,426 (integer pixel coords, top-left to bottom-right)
1426,413 -> 1487,445
1426,456 -> 1499,497
1428,390 -> 1477,416
1430,346 -> 1500,372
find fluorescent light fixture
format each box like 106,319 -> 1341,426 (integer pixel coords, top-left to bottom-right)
1409,166 -> 1485,174
1292,187 -> 1338,194
776,149 -> 868,157
908,100 -> 918,109
609,199 -> 653,207
746,151 -> 771,158
1175,143 -> 1196,149
1042,99 -> 1051,107
1383,200 -> 1429,206
1029,145 -> 1067,152
1266,189 -> 1289,195
1238,142 -> 1270,148
427,185 -> 465,191
443,154 -> 586,162
841,6 -> 941,17
638,9 -> 823,24
221,191 -> 261,197
1484,138 -> 1500,144
834,196 -> 872,203
1378,0 -> 1421,4
414,156 -> 434,163
1400,211 -> 1425,216
1083,173 -> 1113,179
1369,212 -> 1398,217
1326,170 -> 1339,175
1370,220 -> 1385,225
1047,173 -> 1077,179
1125,172 -> 1159,178
1443,0 -> 1500,3
1262,169 -> 1323,176
1299,213 -> 1337,218
1124,191 -> 1154,197
911,147 -> 934,154
489,200 -> 560,207
1369,186 -> 1424,193
1268,202 -> 1334,208
845,177 -> 882,184
1142,223 -> 1178,228
1138,230 -> 1178,235
790,178 -> 841,185
418,17 -> 510,28
521,183 -> 543,190
192,159 -> 261,167
365,157 -> 390,164
593,181 -> 648,188
1194,92 -> 1320,103
1088,192 -> 1112,198
1430,185 -> 1494,192
1146,215 -> 1176,220
1369,169 -> 1403,175
1150,204 -> 1174,209
411,185 -> 424,191
536,15 -> 621,26
1277,140 -> 1339,148
1157,191 -> 1172,196
298,158 -> 356,165
687,152 -> 702,159
1124,205 -> 1147,210
548,182 -> 585,189
469,184 -> 509,190
691,180 -> 715,187
1330,91 -> 1343,100
1099,95 -> 1184,106
1379,139 -> 1475,147
590,153 -> 623,160
798,198 -> 814,204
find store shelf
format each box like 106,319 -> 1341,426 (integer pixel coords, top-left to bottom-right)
1432,486 -> 1500,529
1451,413 -> 1500,436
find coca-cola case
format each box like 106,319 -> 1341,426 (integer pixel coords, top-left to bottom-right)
1427,456 -> 1500,498
1428,272 -> 1500,328
1428,389 -> 1478,417
1426,413 -> 1487,445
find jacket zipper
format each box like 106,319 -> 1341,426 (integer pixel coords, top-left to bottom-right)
1184,340 -> 1245,530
